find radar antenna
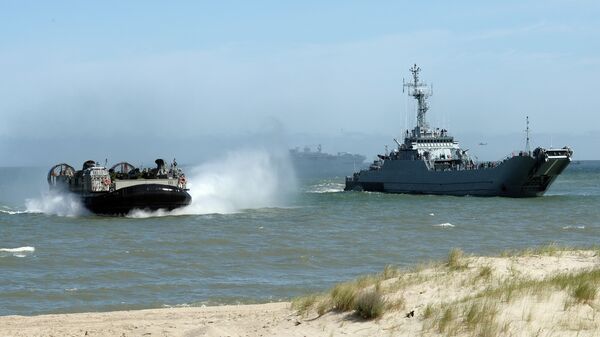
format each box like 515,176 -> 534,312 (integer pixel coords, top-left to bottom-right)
403,64 -> 432,130
525,116 -> 531,155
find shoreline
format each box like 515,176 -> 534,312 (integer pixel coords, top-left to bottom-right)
2,248 -> 599,337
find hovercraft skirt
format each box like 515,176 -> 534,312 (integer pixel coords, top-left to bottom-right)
83,184 -> 191,215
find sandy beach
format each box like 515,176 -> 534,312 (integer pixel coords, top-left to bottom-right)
2,248 -> 599,337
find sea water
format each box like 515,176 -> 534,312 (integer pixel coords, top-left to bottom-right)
1,156 -> 599,316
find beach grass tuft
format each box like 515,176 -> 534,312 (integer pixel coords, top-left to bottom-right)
292,294 -> 322,316
317,298 -> 332,317
354,289 -> 385,319
478,265 -> 493,279
572,282 -> 597,303
381,265 -> 400,280
290,265 -> 411,318
423,303 -> 435,319
463,301 -> 499,336
437,307 -> 454,333
330,283 -> 357,312
447,248 -> 467,270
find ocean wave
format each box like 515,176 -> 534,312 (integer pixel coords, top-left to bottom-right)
433,223 -> 455,228
0,209 -> 29,215
0,246 -> 35,258
305,182 -> 345,193
562,225 -> 585,230
161,303 -> 191,308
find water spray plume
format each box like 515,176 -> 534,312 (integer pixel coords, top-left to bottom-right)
127,148 -> 297,218
25,191 -> 90,217
176,148 -> 297,215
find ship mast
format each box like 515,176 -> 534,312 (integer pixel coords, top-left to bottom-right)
525,116 -> 531,155
403,64 -> 432,131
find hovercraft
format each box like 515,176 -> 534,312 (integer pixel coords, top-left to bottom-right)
47,158 -> 191,215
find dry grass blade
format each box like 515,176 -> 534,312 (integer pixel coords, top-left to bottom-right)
331,283 -> 357,312
354,290 -> 385,319
572,282 -> 597,303
448,248 -> 467,270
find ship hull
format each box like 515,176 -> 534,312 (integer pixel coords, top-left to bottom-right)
82,184 -> 192,215
345,154 -> 571,197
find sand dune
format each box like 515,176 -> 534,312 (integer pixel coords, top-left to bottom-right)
2,248 -> 599,337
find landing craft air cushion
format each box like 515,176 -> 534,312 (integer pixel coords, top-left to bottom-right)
48,158 -> 191,214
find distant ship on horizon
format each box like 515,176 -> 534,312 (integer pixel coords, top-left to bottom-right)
290,145 -> 366,178
345,64 -> 573,197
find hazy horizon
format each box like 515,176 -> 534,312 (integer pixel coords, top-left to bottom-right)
1,1 -> 599,166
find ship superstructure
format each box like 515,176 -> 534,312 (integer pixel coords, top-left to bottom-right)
344,65 -> 573,197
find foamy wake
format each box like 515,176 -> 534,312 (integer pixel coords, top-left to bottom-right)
25,191 -> 89,217
0,246 -> 35,258
126,208 -> 172,218
562,225 -> 586,230
128,148 -> 297,218
0,209 -> 29,215
306,182 -> 345,193
433,223 -> 455,228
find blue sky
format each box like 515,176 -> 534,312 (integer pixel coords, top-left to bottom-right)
1,1 -> 599,164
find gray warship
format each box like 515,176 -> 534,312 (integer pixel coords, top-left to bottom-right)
290,145 -> 366,178
345,65 -> 573,197
47,158 -> 191,214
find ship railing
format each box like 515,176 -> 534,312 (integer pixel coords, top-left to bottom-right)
471,161 -> 501,170
430,161 -> 501,172
503,151 -> 534,161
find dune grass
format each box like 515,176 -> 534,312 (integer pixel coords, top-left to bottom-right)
469,268 -> 600,304
291,294 -> 320,317
437,307 -> 454,333
422,300 -> 500,336
447,248 -> 467,270
330,283 -> 357,312
500,243 -> 600,257
572,281 -> 597,303
422,303 -> 435,319
477,265 -> 493,279
354,289 -> 385,319
462,301 -> 499,337
293,245 -> 600,325
421,265 -> 600,335
291,264 -> 405,319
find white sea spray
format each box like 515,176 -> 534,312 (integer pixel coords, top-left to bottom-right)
25,190 -> 89,217
179,148 -> 297,214
127,148 -> 297,218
